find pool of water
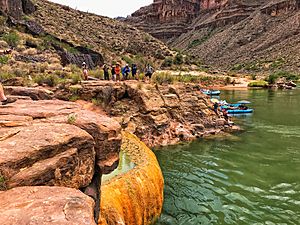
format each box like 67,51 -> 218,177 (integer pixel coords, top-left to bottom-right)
101,151 -> 135,183
155,88 -> 300,225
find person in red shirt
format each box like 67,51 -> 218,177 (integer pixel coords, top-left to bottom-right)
115,63 -> 121,82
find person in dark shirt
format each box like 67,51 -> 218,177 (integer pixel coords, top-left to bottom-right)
103,64 -> 109,81
131,64 -> 137,79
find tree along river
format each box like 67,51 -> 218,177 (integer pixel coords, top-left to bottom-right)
155,88 -> 300,225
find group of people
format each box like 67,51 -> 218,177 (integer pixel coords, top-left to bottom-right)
81,62 -> 154,82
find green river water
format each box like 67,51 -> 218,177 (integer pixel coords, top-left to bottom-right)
155,88 -> 300,225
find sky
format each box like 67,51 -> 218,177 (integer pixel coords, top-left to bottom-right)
49,0 -> 152,18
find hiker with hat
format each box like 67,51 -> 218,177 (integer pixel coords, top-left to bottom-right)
82,62 -> 88,80
115,63 -> 121,82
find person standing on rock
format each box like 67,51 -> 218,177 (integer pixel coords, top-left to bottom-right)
132,64 -> 137,80
82,62 -> 88,80
115,63 -> 121,82
145,64 -> 154,81
111,65 -> 116,81
122,64 -> 131,80
103,64 -> 110,81
213,102 -> 219,116
0,82 -> 16,105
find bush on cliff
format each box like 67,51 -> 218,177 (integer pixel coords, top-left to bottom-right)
2,31 -> 20,48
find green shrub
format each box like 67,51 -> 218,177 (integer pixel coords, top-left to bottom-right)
89,68 -> 103,79
69,95 -> 80,102
162,57 -> 173,67
33,74 -> 60,87
2,31 -> 20,47
70,73 -> 81,84
248,80 -> 268,87
92,98 -> 103,106
188,39 -> 201,48
173,53 -> 184,65
0,72 -> 15,80
67,113 -> 77,124
266,71 -> 299,84
225,76 -> 231,85
0,174 -> 6,191
0,55 -> 9,64
152,72 -> 175,84
251,74 -> 257,80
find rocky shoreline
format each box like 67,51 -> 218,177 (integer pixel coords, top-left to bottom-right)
0,81 -> 238,224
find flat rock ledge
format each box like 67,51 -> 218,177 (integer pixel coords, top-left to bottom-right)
0,186 -> 96,225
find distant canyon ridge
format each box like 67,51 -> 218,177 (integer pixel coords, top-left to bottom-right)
127,0 -> 300,71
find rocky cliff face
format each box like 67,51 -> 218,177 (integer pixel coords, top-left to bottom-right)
0,0 -> 35,19
54,81 -> 235,147
127,0 -> 229,40
128,0 -> 300,71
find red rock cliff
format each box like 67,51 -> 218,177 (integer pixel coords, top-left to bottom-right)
127,0 -> 228,40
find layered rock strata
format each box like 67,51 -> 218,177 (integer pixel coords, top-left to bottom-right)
127,0 -> 229,40
128,0 -> 300,71
100,132 -> 164,225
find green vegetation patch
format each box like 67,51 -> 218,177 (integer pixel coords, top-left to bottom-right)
266,71 -> 299,84
2,31 -> 20,47
248,80 -> 269,88
0,173 -> 7,191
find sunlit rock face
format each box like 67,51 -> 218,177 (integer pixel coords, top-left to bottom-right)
127,0 -> 229,40
99,132 -> 164,225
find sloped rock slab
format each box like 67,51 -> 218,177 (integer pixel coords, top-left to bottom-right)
0,186 -> 96,225
0,99 -> 122,174
0,122 -> 95,190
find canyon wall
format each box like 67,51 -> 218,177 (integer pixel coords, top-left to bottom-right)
128,0 -> 300,71
0,0 -> 35,19
127,0 -> 229,40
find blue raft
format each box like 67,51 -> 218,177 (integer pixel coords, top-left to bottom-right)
227,109 -> 254,114
201,90 -> 221,96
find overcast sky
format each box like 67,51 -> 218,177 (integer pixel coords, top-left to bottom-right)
49,0 -> 152,18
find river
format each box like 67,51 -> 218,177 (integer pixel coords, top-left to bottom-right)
155,88 -> 300,225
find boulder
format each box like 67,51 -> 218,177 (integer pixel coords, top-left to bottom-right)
0,122 -> 95,190
0,186 -> 96,225
4,86 -> 53,100
0,99 -> 122,174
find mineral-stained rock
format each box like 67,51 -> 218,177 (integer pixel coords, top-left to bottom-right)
100,132 -> 164,225
0,122 -> 95,189
0,186 -> 96,225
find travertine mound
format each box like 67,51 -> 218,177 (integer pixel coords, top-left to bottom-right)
100,132 -> 164,225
